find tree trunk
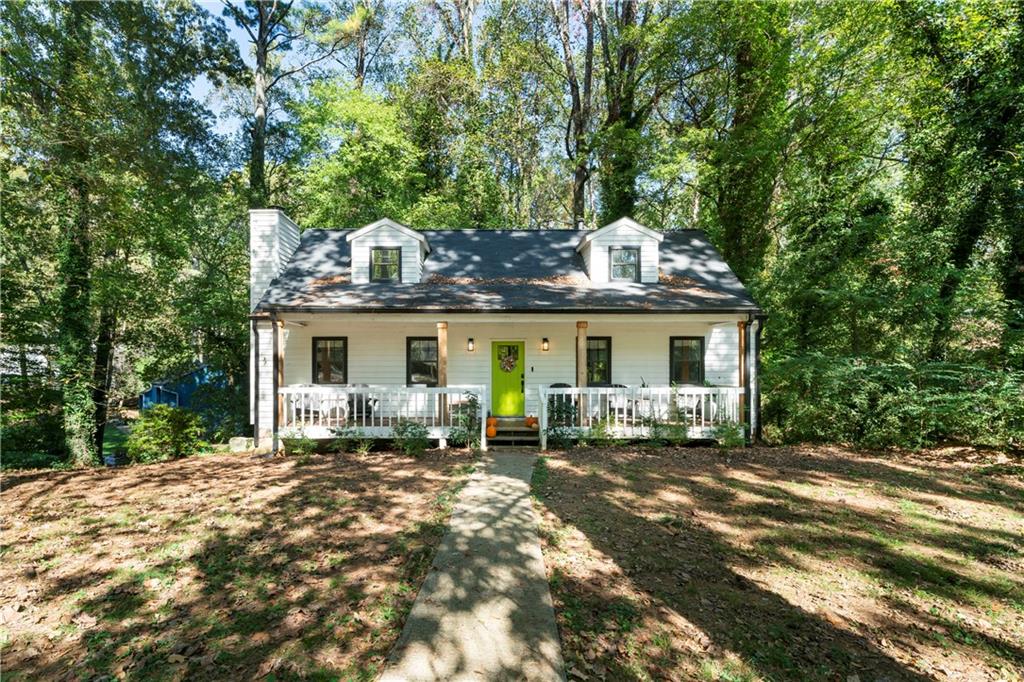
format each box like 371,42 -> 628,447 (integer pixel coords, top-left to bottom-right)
552,0 -> 594,227
248,4 -> 270,208
56,3 -> 97,466
91,308 -> 117,459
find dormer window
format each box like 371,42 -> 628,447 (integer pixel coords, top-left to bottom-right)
371,247 -> 401,282
609,247 -> 640,282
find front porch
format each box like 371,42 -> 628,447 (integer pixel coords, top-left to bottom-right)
251,313 -> 760,450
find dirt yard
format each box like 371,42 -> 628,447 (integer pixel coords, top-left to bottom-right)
1,450 -> 474,681
532,445 -> 1023,681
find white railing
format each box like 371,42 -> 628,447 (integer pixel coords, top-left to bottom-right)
537,385 -> 744,449
279,384 -> 488,449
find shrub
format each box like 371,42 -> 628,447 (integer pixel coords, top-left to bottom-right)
191,383 -> 248,443
580,418 -> 623,448
1,377 -> 66,469
330,426 -> 374,454
392,419 -> 429,457
126,405 -> 206,463
763,355 -> 1024,449
647,417 -> 690,446
711,422 -> 747,448
447,392 -> 481,448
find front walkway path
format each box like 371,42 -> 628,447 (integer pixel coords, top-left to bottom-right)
380,451 -> 565,681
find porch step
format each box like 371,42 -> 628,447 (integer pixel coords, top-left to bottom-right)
490,418 -> 540,445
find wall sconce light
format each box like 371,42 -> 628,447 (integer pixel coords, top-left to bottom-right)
467,338 -> 475,352
541,338 -> 550,352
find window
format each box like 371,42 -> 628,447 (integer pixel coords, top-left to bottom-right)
312,337 -> 348,384
407,337 -> 438,386
371,247 -> 401,282
586,337 -> 612,386
609,247 -> 640,282
670,337 -> 704,385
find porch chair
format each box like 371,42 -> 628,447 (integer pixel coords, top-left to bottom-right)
348,384 -> 378,422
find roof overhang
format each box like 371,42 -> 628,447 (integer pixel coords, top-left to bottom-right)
345,218 -> 431,254
576,217 -> 665,252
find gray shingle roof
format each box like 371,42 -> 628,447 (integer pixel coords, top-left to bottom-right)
255,228 -> 760,313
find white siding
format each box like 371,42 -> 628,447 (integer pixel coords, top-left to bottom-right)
249,209 -> 300,310
581,226 -> 660,283
278,315 -> 745,417
350,230 -> 423,283
252,319 -> 275,438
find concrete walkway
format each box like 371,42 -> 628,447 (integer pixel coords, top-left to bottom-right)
380,451 -> 565,682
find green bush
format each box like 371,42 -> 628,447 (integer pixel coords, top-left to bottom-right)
126,405 -> 207,463
711,422 -> 747,448
763,356 -> 1024,449
447,392 -> 481,448
647,417 -> 690,446
1,377 -> 66,469
392,419 -> 429,457
330,426 -> 374,454
191,383 -> 248,443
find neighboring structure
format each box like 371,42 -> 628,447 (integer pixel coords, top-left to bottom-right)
249,209 -> 763,450
140,365 -> 222,411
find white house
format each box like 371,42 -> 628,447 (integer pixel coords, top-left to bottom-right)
249,208 -> 763,450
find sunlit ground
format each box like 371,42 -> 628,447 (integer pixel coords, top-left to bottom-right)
1,450 -> 474,681
533,445 -> 1023,681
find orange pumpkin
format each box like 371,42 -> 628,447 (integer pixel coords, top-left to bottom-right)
524,416 -> 537,427
486,416 -> 498,428
486,426 -> 497,438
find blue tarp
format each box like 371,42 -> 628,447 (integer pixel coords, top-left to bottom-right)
140,365 -> 223,410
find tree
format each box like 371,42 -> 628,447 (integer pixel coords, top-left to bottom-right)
223,0 -> 347,207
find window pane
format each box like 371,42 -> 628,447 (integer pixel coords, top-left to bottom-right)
610,248 -> 639,281
670,338 -> 703,385
315,339 -> 346,384
612,248 -> 638,265
408,339 -> 438,385
587,338 -> 611,385
371,248 -> 400,281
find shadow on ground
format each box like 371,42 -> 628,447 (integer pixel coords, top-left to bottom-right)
534,445 -> 1023,681
2,451 -> 473,680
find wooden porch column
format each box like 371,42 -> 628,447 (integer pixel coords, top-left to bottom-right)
437,322 -> 448,435
576,321 -> 588,427
272,316 -> 284,453
737,320 -> 747,428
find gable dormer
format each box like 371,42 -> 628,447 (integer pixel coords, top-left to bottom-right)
346,218 -> 430,283
576,217 -> 664,283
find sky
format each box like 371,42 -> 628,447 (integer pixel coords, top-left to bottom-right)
190,2 -> 254,137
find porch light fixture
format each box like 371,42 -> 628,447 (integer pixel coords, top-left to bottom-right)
467,338 -> 475,352
541,337 -> 550,352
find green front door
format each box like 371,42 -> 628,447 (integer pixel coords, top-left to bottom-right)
491,341 -> 525,416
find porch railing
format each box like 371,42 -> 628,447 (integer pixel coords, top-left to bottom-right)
279,384 -> 488,449
537,385 -> 744,449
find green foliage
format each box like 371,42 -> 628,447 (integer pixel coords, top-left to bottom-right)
711,422 -> 747,449
764,356 -> 1024,449
190,383 -> 248,443
0,377 -> 66,469
544,396 -> 579,450
580,418 -> 624,449
647,418 -> 690,447
284,435 -> 318,464
126,406 -> 207,464
447,393 -> 481,449
329,426 -> 374,454
391,420 -> 430,457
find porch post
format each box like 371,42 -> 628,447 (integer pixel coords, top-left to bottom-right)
252,318 -> 260,448
737,320 -> 747,431
437,321 -> 448,444
272,315 -> 283,454
576,321 -> 588,427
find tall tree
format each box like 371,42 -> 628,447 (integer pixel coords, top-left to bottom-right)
223,0 -> 346,207
549,0 -> 595,226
